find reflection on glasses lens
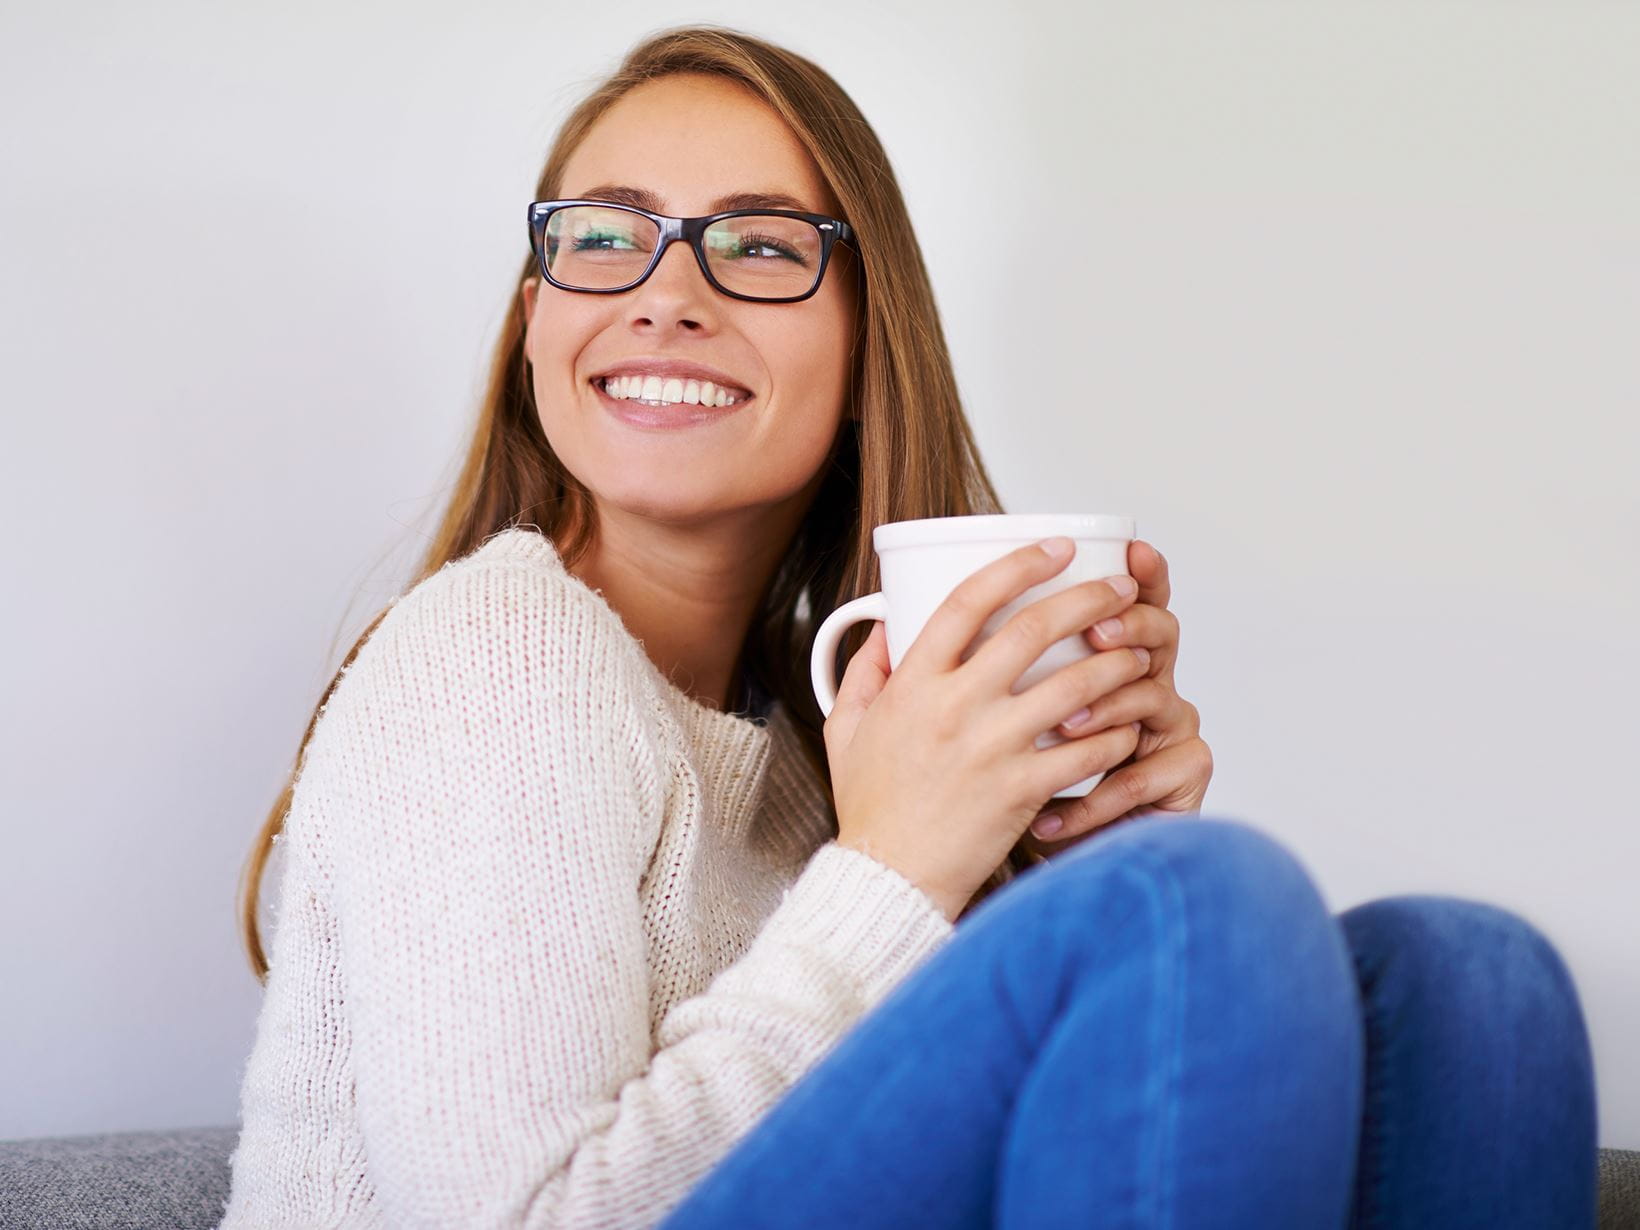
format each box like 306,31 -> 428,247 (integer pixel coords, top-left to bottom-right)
545,206 -> 656,288
543,205 -> 823,299
704,215 -> 819,298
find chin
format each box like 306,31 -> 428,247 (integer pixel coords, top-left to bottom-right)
587,472 -> 742,523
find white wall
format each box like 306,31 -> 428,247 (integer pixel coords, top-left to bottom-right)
2,0 -> 1634,1148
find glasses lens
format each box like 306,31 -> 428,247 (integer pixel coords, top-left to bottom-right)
544,205 -> 660,289
704,214 -> 823,299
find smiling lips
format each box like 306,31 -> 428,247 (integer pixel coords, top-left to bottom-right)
588,356 -> 755,411
597,374 -> 747,408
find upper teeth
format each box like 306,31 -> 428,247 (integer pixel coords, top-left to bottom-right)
599,374 -> 744,407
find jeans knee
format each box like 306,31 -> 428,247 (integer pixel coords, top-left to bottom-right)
1340,896 -> 1587,1039
1024,816 -> 1338,967
1057,816 -> 1319,917
1017,816 -> 1360,1058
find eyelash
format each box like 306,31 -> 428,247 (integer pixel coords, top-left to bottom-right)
726,232 -> 804,263
570,230 -> 634,250
564,227 -> 809,265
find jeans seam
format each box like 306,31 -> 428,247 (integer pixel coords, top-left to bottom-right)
1113,847 -> 1188,1229
1348,943 -> 1391,1230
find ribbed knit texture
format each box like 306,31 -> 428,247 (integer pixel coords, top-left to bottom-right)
218,527 -> 956,1229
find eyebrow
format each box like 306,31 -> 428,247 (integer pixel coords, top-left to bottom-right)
574,183 -> 816,215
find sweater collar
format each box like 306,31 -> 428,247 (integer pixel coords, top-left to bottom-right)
472,527 -> 832,850
476,524 -> 778,736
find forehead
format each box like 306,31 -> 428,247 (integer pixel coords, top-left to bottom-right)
560,73 -> 839,216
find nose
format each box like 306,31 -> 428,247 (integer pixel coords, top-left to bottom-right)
626,235 -> 717,332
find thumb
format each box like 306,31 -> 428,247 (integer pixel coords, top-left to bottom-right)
827,621 -> 890,744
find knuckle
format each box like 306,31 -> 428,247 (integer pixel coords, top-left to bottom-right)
913,680 -> 958,737
943,682 -> 983,743
1088,650 -> 1132,693
1114,766 -> 1148,804
1000,547 -> 1049,589
1079,578 -> 1115,613
1007,606 -> 1047,647
1003,754 -> 1041,800
928,713 -> 962,747
1076,730 -> 1110,767
1069,651 -> 1117,700
934,700 -> 969,744
941,582 -> 986,623
1086,730 -> 1129,775
1050,670 -> 1090,717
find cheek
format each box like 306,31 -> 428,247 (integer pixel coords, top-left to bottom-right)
759,303 -> 853,409
753,339 -> 852,483
527,301 -> 601,404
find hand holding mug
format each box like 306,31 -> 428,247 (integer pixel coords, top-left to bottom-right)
1021,539 -> 1213,858
816,520 -> 1148,922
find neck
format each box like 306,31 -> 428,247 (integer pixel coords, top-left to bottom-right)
563,506 -> 794,713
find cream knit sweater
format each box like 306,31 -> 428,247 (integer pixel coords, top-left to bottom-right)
218,527 -> 958,1229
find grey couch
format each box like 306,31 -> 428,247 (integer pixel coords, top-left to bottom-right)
1,1124 -> 1637,1228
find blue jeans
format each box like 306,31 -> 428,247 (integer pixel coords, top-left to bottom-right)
659,816 -> 1597,1229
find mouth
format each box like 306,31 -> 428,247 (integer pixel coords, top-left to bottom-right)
589,376 -> 754,429
590,373 -> 753,409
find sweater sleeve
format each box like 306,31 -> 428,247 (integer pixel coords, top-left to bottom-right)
317,560 -> 953,1230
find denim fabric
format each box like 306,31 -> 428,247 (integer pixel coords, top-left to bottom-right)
659,816 -> 1596,1229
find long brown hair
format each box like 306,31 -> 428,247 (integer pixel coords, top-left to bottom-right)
238,23 -> 1025,982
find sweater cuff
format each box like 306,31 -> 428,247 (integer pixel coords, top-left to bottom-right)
775,841 -> 955,1010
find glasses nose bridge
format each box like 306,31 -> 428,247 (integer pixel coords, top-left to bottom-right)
647,214 -> 711,287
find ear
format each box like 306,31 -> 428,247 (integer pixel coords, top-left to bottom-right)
519,277 -> 541,363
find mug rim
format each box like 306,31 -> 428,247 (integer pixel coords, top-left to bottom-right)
873,513 -> 1136,551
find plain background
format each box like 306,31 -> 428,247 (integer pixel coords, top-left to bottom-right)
2,0 -> 1635,1150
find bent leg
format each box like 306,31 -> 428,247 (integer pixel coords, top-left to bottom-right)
660,817 -> 1364,1230
1340,896 -> 1597,1229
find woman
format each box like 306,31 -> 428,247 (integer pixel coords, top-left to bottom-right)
223,25 -> 1597,1229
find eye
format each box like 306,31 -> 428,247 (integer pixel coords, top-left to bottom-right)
572,228 -> 639,252
723,232 -> 807,264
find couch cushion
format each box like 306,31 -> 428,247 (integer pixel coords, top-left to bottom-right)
1602,1147 -> 1640,1230
1,1125 -> 1636,1228
0,1124 -> 238,1230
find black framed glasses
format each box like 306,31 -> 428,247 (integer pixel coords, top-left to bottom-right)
527,199 -> 856,304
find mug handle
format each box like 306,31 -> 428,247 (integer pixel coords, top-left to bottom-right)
809,591 -> 890,717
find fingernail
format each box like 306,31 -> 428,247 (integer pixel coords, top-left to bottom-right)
1106,574 -> 1136,597
1133,646 -> 1150,668
1032,813 -> 1064,839
1093,617 -> 1123,640
1062,706 -> 1092,729
1040,536 -> 1074,560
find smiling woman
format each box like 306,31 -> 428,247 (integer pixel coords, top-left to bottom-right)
222,22 -> 1029,1230
220,21 -> 1596,1230
232,28 -> 1021,990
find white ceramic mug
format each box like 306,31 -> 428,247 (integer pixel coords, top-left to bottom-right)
810,513 -> 1136,798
